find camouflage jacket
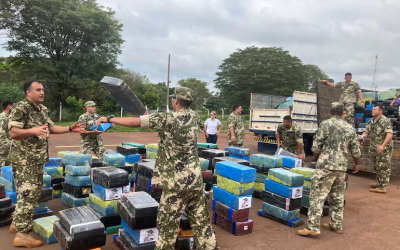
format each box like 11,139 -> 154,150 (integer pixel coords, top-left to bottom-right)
78,113 -> 102,141
227,112 -> 245,145
365,115 -> 393,152
276,123 -> 303,149
335,81 -> 361,103
7,99 -> 54,164
312,117 -> 361,171
0,112 -> 11,154
140,109 -> 204,191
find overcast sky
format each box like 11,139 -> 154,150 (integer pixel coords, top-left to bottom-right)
1,0 -> 399,92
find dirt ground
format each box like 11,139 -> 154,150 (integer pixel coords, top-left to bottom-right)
1,131 -> 400,250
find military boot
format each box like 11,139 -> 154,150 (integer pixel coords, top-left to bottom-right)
369,187 -> 386,194
297,228 -> 320,236
369,183 -> 378,188
321,223 -> 343,234
13,232 -> 43,248
9,223 -> 16,233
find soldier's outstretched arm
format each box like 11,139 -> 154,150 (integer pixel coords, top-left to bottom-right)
320,80 -> 335,87
50,122 -> 85,134
10,125 -> 48,140
97,117 -> 141,128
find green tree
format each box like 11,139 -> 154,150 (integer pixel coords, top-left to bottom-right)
177,78 -> 211,110
1,0 -> 124,112
0,83 -> 25,104
304,64 -> 334,92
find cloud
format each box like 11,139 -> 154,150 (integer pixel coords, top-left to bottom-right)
2,0 -> 399,92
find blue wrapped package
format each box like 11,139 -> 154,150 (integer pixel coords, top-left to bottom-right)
91,123 -> 112,131
265,179 -> 303,199
52,189 -> 63,199
229,155 -> 250,161
0,177 -> 15,192
42,175 -> 51,188
89,193 -> 118,216
215,161 -> 256,183
273,155 -> 302,168
63,153 -> 92,166
1,166 -> 14,182
121,219 -> 158,245
65,174 -> 91,187
91,181 -> 123,201
262,202 -> 300,222
224,147 -> 250,157
251,154 -> 283,167
212,185 -> 252,210
34,202 -> 48,214
268,168 -> 304,187
199,158 -> 209,171
216,175 -> 254,196
44,157 -> 62,167
123,154 -> 141,164
44,167 -> 63,178
61,193 -> 89,208
65,165 -> 91,176
103,154 -> 126,167
6,191 -> 17,203
33,215 -> 59,244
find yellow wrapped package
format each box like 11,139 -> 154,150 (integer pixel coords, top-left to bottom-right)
89,193 -> 119,216
216,175 -> 254,196
254,182 -> 264,192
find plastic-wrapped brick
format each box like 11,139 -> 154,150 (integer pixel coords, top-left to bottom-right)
212,186 -> 252,210
122,154 -> 141,164
268,168 -> 304,187
65,165 -> 91,176
0,203 -> 16,216
290,168 -> 315,181
6,190 -> 16,203
118,200 -> 157,230
39,188 -> 53,202
121,192 -> 159,217
229,155 -> 250,161
262,202 -> 300,221
117,145 -> 139,155
121,219 -> 158,244
103,154 -> 126,167
303,180 -> 311,190
275,148 -> 298,158
61,193 -> 89,208
224,147 -> 250,157
57,151 -> 75,160
92,167 -> 129,188
212,213 -> 253,236
251,154 -> 283,167
176,237 -> 196,250
256,173 -> 268,183
1,166 -> 14,182
146,151 -> 157,159
89,193 -> 119,216
33,215 -> 59,244
91,181 -> 123,201
33,202 -> 49,214
116,164 -> 133,174
0,177 -> 15,192
0,184 -> 5,198
0,216 -> 12,227
91,159 -> 103,168
216,175 -> 254,196
63,183 -> 91,198
265,179 -> 303,199
215,161 -> 256,183
134,186 -> 162,202
212,200 -> 250,222
63,154 -> 92,166
302,194 -> 310,207
53,220 -> 106,250
146,143 -> 159,153
254,182 -> 264,192
199,158 -> 209,171
87,205 -> 121,228
43,174 -> 51,188
0,197 -> 12,208
273,155 -> 302,168
258,210 -> 304,228
44,167 -> 63,178
261,190 -> 302,211
133,162 -> 156,179
197,142 -> 218,149
120,230 -> 156,250
122,142 -> 146,154
44,157 -> 62,167
212,156 -> 250,169
65,174 -> 91,187
52,189 -> 63,199
201,149 -> 229,160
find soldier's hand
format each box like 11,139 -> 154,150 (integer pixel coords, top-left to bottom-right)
71,122 -> 85,132
353,164 -> 359,174
391,102 -> 394,107
360,102 -> 365,108
277,143 -> 281,148
33,124 -> 49,140
377,145 -> 385,154
96,117 -> 107,128
94,129 -> 103,134
298,154 -> 304,160
231,136 -> 236,142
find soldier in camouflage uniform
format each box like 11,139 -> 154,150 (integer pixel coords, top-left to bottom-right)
390,89 -> 400,107
359,105 -> 393,194
298,102 -> 361,236
78,101 -> 108,160
96,87 -> 218,250
321,72 -> 365,126
276,115 -> 305,160
7,80 -> 83,248
227,104 -> 245,148
0,100 -> 14,166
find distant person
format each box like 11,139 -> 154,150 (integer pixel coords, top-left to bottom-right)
227,105 -> 245,148
276,116 -> 304,160
0,100 -> 14,166
204,111 -> 223,144
390,89 -> 400,107
321,72 -> 365,126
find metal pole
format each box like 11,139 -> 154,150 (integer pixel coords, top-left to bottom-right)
166,54 -> 171,112
221,108 -> 224,119
121,107 -> 123,117
59,102 -> 62,122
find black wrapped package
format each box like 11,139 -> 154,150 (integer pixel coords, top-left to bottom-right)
117,145 -> 139,155
134,185 -> 162,202
175,237 -> 196,250
0,197 -> 12,208
39,188 -> 53,202
120,231 -> 156,250
91,158 -> 103,168
262,190 -> 302,210
92,167 -> 129,188
201,149 -> 229,160
212,156 -> 250,169
0,204 -> 16,217
252,190 -> 262,200
249,164 -> 272,173
117,164 -> 133,174
114,237 -> 129,250
58,206 -> 105,239
133,162 -> 156,179
63,183 -> 91,198
118,201 -> 157,230
121,192 -> 158,218
0,215 -> 12,227
180,212 -> 192,230
204,182 -> 213,192
53,220 -> 106,250
51,177 -> 65,190
0,184 -> 5,199
87,205 -> 121,228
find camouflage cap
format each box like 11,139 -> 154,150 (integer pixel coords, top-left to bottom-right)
84,101 -> 96,107
170,87 -> 193,101
330,102 -> 344,113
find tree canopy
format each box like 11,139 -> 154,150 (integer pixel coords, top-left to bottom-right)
178,78 -> 211,110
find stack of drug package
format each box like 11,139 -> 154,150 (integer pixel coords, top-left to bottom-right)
134,161 -> 162,202
146,143 -> 158,159
33,215 -> 60,244
44,157 -> 64,198
0,166 -> 17,203
259,167 -> 305,228
224,146 -> 251,161
115,192 -> 159,250
212,161 -> 255,236
90,164 -> 130,235
122,142 -> 147,160
197,142 -> 218,157
54,206 -> 106,250
116,145 -> 141,164
62,154 -> 93,208
199,157 -> 212,199
109,150 -> 136,190
274,148 -> 303,169
175,211 -> 197,250
200,149 -> 229,172
249,154 -> 283,199
0,183 -> 14,227
211,155 -> 250,192
55,151 -> 76,199
36,170 -> 53,219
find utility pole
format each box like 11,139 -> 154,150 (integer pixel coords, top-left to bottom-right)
166,54 -> 171,112
372,55 -> 379,91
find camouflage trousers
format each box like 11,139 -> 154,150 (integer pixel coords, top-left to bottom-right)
306,169 -> 346,233
0,153 -> 9,167
11,162 -> 43,233
343,102 -> 355,126
227,143 -> 244,148
79,139 -> 107,160
155,189 -> 218,250
370,147 -> 392,188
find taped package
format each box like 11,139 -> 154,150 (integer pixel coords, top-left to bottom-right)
212,199 -> 250,222
65,165 -> 91,176
224,147 -> 250,157
215,161 -> 256,183
103,153 -> 126,167
65,174 -> 91,187
212,213 -> 253,236
251,154 -> 283,167
212,186 -> 252,210
262,202 -> 300,222
121,219 -> 158,244
44,157 -> 62,167
265,179 -> 303,199
63,183 -> 91,198
261,190 -> 302,211
33,215 -> 59,244
61,193 -> 89,208
92,167 -> 129,188
268,168 -> 304,187
216,175 -> 254,196
63,154 -> 92,166
89,193 -> 119,216
133,162 -> 156,179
